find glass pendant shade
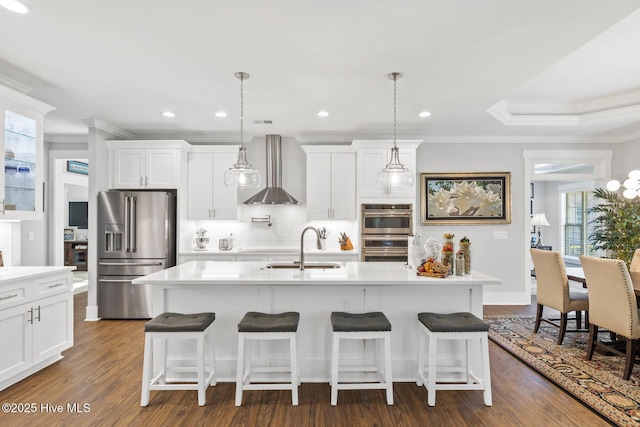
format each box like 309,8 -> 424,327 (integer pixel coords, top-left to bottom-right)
377,146 -> 414,187
224,147 -> 261,187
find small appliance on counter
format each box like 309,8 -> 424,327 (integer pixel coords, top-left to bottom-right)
219,233 -> 234,251
194,228 -> 210,251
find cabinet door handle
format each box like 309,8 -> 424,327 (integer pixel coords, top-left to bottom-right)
27,308 -> 33,324
0,294 -> 18,301
145,176 -> 149,187
48,283 -> 66,289
36,306 -> 41,322
213,209 -> 216,218
139,176 -> 143,187
0,198 -> 4,215
209,209 -> 212,218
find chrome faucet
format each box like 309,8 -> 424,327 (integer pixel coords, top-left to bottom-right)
299,226 -> 322,270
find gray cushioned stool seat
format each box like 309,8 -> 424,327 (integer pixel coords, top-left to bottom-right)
418,312 -> 488,333
331,311 -> 391,332
238,311 -> 300,333
145,312 -> 216,333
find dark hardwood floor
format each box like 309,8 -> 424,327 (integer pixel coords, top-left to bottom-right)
0,292 -> 611,427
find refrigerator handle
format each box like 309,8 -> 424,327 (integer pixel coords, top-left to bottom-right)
130,196 -> 137,252
124,196 -> 130,252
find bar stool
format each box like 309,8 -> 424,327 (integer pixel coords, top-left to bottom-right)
141,312 -> 216,406
416,312 -> 492,406
235,311 -> 300,406
330,311 -> 393,406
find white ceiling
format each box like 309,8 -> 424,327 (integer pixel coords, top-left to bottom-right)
1,0 -> 640,144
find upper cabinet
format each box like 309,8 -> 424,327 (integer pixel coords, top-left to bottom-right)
354,141 -> 421,200
1,84 -> 55,220
302,146 -> 356,220
187,146 -> 239,220
106,140 -> 189,189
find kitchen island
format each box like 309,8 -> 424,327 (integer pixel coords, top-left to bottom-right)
133,261 -> 501,381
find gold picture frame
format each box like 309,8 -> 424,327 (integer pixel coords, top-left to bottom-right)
420,172 -> 511,225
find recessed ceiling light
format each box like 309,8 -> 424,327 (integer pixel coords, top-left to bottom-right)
317,111 -> 329,117
419,111 -> 431,118
215,111 -> 227,118
162,111 -> 175,118
0,0 -> 31,14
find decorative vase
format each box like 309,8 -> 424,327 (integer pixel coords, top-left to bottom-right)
455,252 -> 465,276
460,241 -> 471,275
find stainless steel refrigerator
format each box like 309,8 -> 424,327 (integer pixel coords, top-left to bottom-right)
97,190 -> 176,319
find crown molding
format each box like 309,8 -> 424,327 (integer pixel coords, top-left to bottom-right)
0,73 -> 31,94
487,100 -> 640,128
82,119 -> 135,139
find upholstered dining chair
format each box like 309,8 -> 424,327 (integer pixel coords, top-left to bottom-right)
530,248 -> 589,345
580,255 -> 640,380
630,248 -> 640,288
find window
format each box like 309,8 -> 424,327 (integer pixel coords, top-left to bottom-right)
563,191 -> 596,257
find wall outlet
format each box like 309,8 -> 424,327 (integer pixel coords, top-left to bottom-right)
27,232 -> 34,241
493,231 -> 508,240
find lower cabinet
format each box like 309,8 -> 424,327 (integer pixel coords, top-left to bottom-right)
0,272 -> 73,391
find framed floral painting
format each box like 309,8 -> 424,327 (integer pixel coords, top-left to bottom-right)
420,172 -> 511,225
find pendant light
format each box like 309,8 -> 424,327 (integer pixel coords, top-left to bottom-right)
376,72 -> 414,188
224,72 -> 261,187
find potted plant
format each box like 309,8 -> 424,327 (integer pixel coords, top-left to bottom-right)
588,187 -> 640,268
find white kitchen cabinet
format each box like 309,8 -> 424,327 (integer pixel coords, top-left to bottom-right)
357,147 -> 416,198
187,147 -> 239,220
0,269 -> 73,391
303,147 -> 356,220
107,140 -> 188,189
1,84 -> 55,219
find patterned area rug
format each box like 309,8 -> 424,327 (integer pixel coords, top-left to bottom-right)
486,315 -> 640,427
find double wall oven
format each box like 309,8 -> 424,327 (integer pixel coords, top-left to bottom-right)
360,204 -> 412,262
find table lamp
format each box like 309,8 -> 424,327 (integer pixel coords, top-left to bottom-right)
531,213 -> 550,247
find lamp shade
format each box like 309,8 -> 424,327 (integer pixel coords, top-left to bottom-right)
530,213 -> 550,227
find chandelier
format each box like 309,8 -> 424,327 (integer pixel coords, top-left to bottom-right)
606,170 -> 640,199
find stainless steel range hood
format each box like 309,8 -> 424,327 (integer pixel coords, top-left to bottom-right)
244,135 -> 300,204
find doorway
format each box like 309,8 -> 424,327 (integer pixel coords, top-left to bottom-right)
523,150 -> 612,299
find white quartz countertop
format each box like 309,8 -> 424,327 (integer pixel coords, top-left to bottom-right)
180,247 -> 358,255
133,261 -> 501,287
0,266 -> 75,284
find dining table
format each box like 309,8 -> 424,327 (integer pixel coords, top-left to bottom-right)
566,266 -> 640,297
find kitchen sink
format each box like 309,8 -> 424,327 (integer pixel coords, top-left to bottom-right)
264,262 -> 342,269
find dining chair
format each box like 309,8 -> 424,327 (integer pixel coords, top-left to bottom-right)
580,255 -> 640,380
630,248 -> 640,288
530,248 -> 589,345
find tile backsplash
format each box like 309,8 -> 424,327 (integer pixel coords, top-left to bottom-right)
179,205 -> 357,252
